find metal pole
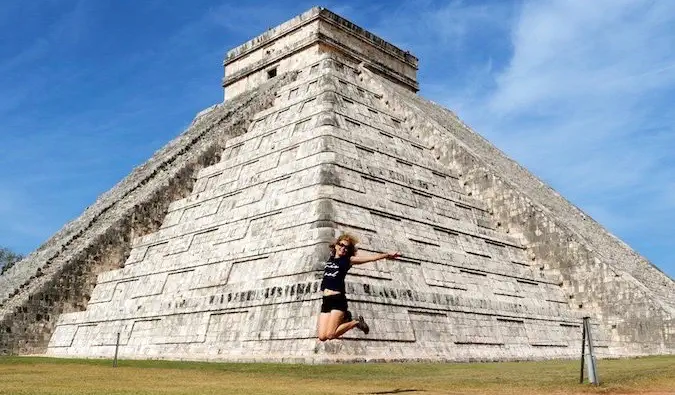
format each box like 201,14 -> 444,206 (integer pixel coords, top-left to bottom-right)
579,319 -> 586,384
113,332 -> 120,368
583,317 -> 599,385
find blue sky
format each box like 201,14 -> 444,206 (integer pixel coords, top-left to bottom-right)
1,0 -> 673,279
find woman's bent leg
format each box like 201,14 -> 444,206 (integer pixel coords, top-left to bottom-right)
317,312 -> 332,341
332,316 -> 358,338
325,310 -> 345,339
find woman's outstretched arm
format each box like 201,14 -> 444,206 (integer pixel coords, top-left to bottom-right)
350,251 -> 400,265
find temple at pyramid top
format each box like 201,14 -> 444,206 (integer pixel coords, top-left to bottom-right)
222,7 -> 419,99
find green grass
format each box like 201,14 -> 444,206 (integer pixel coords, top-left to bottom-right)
1,355 -> 674,394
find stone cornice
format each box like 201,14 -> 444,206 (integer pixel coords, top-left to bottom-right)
225,8 -> 418,69
222,31 -> 419,92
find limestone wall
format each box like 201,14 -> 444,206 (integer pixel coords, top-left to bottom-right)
224,42 -> 321,100
364,67 -> 674,355
0,73 -> 296,355
47,57 -> 599,363
226,8 -> 322,63
48,63 -> 341,360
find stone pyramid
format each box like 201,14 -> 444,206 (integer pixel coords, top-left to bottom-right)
1,7 -> 673,362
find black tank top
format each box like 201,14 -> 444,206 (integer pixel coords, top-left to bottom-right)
320,256 -> 351,293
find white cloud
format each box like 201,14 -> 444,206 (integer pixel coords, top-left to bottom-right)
452,0 -> 675,275
370,0 -> 675,276
490,0 -> 675,114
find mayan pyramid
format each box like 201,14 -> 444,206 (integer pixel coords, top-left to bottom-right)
1,7 -> 673,363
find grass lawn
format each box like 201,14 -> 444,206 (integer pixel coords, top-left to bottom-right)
0,355 -> 673,395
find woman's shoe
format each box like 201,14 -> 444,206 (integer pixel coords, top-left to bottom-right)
356,315 -> 370,334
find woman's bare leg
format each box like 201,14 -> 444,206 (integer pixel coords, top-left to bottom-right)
325,310 -> 345,339
333,319 -> 359,338
317,312 -> 332,341
326,310 -> 361,339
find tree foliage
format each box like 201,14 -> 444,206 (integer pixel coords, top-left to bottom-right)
0,247 -> 23,275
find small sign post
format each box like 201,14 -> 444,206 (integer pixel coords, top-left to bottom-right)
113,332 -> 120,368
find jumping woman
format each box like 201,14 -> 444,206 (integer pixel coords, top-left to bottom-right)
317,233 -> 401,341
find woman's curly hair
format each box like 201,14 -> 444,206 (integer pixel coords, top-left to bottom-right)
329,233 -> 359,258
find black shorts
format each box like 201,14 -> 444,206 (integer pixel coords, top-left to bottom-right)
320,293 -> 348,313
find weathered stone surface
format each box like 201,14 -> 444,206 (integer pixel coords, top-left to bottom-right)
1,7 -> 672,362
0,73 -> 297,355
364,72 -> 675,356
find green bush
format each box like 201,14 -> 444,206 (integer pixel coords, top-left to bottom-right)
0,247 -> 23,275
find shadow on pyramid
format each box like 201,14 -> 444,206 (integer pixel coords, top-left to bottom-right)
1,7 -> 673,363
